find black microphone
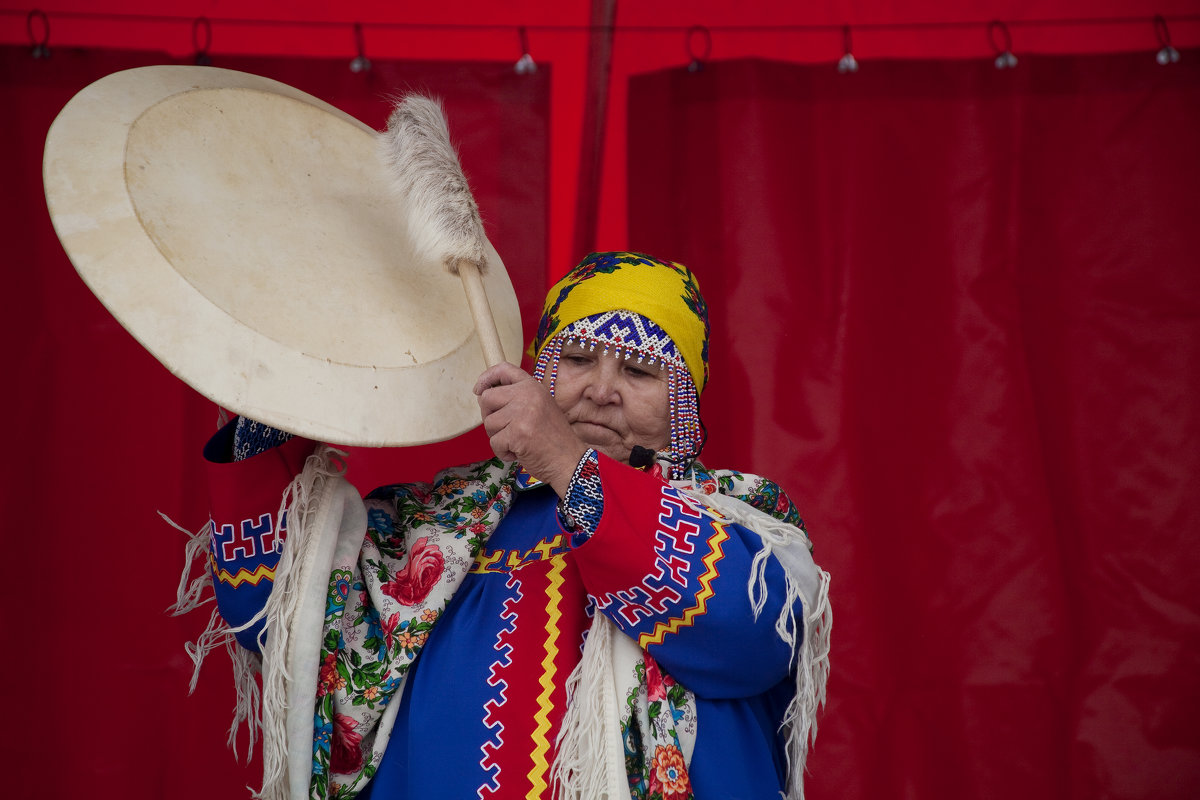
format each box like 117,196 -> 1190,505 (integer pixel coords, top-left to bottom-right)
629,445 -> 656,468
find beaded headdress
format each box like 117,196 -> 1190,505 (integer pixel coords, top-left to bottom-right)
532,252 -> 709,391
531,252 -> 710,478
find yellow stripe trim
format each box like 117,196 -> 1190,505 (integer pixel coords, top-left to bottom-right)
638,521 -> 729,648
527,557 -> 565,798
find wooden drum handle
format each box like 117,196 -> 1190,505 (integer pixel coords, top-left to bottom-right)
458,263 -> 506,367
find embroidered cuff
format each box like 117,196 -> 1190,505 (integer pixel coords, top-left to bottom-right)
233,416 -> 294,462
558,449 -> 604,544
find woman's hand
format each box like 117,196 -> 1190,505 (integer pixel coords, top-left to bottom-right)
474,362 -> 589,497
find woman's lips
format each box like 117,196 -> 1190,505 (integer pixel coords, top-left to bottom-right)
571,420 -> 620,440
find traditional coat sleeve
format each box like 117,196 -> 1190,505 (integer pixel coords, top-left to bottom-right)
568,452 -> 809,698
202,420 -> 317,651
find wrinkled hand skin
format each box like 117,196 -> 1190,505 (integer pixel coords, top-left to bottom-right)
474,362 -> 589,497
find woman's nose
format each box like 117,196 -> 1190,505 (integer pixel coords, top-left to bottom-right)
583,379 -> 617,404
582,361 -> 621,404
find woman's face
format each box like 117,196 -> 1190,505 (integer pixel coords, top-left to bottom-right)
551,342 -> 672,464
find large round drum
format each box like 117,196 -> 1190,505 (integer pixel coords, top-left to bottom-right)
43,65 -> 523,446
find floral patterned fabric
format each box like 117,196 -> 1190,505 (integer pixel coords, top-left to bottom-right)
623,653 -> 698,800
686,463 -> 807,535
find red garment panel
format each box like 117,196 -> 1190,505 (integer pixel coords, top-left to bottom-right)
628,53 -> 1200,800
0,46 -> 547,799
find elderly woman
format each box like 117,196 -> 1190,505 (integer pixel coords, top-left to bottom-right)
194,252 -> 829,800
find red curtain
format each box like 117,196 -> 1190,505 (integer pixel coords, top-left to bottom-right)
1,46 -> 547,799
628,54 -> 1200,800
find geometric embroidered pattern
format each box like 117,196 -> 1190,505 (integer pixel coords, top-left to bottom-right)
638,521 -> 728,648
480,573 -> 520,795
232,416 -> 293,461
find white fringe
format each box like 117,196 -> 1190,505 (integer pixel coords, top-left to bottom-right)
164,512 -> 214,618
164,512 -> 264,761
378,94 -> 490,276
675,487 -> 832,800
782,569 -> 831,800
550,614 -> 623,800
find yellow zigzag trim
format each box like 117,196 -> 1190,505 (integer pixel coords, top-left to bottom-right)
638,521 -> 729,648
209,554 -> 276,587
527,557 -> 565,798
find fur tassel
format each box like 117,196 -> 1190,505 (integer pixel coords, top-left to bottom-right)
378,95 -> 489,275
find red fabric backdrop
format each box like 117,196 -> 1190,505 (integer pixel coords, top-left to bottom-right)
0,45 -> 547,799
3,40 -> 1199,800
628,53 -> 1200,800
